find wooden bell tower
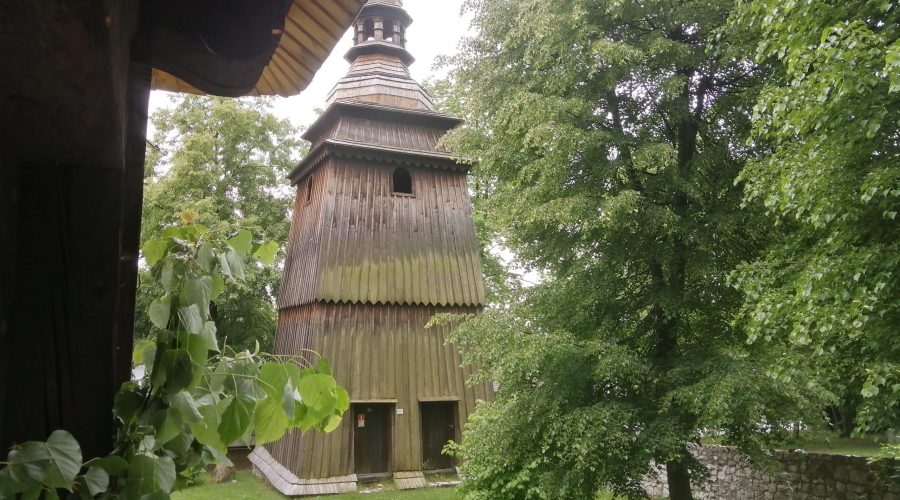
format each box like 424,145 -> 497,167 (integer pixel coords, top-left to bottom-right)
250,0 -> 492,495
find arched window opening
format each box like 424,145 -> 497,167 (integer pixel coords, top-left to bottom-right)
392,168 -> 413,195
305,177 -> 313,204
363,19 -> 375,41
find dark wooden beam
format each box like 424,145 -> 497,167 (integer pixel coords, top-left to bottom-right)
0,0 -> 147,458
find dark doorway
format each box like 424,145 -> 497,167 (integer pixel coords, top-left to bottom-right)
420,402 -> 458,471
353,403 -> 393,476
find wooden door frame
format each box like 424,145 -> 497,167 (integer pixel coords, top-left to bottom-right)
351,402 -> 395,478
418,400 -> 460,472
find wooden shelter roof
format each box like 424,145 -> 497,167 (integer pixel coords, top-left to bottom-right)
151,0 -> 367,97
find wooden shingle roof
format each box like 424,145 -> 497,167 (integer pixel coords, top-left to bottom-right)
151,0 -> 366,97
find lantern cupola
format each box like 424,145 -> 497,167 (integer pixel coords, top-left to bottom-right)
347,0 -> 413,64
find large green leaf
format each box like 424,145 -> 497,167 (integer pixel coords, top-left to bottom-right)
150,346 -> 168,389
218,395 -> 254,445
83,455 -> 129,476
180,276 -> 213,318
200,322 -> 219,352
190,404 -> 226,453
83,466 -> 110,496
160,260 -> 177,293
228,358 -> 262,398
253,240 -> 280,266
323,414 -> 343,433
163,349 -> 194,393
114,386 -> 147,424
227,230 -> 253,256
297,374 -> 337,422
179,331 -> 209,375
141,239 -> 171,267
216,252 -> 232,279
170,391 -> 202,423
42,430 -> 82,491
208,360 -> 229,395
335,387 -> 351,414
148,299 -> 171,330
196,242 -> 216,272
253,397 -> 289,445
124,455 -> 175,498
6,441 -> 49,486
0,464 -> 33,494
282,378 -> 298,421
177,305 -> 204,335
224,248 -> 246,280
258,362 -> 291,400
315,358 -> 332,376
163,431 -> 193,457
210,274 -> 225,301
152,409 -> 181,445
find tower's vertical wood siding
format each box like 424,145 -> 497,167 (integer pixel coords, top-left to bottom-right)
278,158 -> 485,309
267,303 -> 491,478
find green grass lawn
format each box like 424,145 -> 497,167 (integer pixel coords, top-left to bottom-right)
775,434 -> 888,457
172,471 -> 460,500
702,432 -> 890,458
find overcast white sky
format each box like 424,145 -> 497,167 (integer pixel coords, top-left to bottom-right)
149,0 -> 472,130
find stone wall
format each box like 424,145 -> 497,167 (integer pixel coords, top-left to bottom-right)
642,445 -> 900,499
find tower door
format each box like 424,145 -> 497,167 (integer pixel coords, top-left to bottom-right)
420,402 -> 458,471
353,404 -> 392,475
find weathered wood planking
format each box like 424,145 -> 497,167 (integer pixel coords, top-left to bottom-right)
266,303 -> 491,478
279,158 -> 485,309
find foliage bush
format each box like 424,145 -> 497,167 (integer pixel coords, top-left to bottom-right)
0,214 -> 347,499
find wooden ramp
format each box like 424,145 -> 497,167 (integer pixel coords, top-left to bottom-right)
250,447 -> 358,496
394,471 -> 427,490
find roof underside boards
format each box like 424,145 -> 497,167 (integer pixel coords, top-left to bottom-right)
277,158 -> 486,309
151,0 -> 366,97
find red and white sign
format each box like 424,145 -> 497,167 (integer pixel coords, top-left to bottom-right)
357,414 -> 365,428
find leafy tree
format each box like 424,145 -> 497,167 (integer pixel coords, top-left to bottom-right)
139,95 -> 304,352
729,0 -> 899,436
440,0 -> 825,498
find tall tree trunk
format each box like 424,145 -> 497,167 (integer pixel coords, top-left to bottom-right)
666,458 -> 694,500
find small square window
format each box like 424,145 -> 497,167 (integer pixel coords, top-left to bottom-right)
392,168 -> 413,195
